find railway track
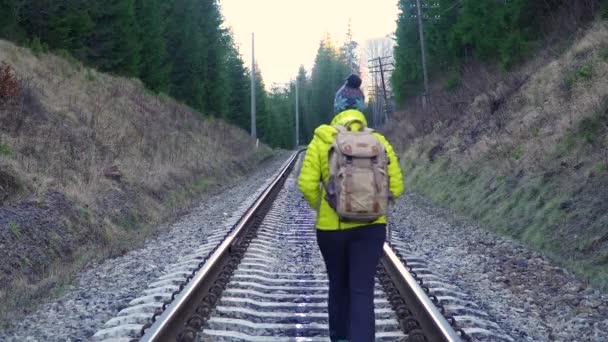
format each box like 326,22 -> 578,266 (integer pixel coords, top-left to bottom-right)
94,151 -> 511,342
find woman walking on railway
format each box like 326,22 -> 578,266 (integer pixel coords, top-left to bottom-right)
298,74 -> 404,342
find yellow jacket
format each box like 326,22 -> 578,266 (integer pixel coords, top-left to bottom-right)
297,110 -> 404,230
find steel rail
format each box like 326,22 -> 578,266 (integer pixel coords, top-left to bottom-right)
141,151 -> 302,342
382,244 -> 462,342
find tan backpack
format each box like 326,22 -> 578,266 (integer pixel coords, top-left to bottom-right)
324,125 -> 390,223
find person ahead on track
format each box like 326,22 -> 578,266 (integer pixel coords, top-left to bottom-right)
298,74 -> 404,342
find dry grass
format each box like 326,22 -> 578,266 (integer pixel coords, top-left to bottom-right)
398,21 -> 608,171
0,39 -> 273,318
395,20 -> 608,288
0,40 -> 270,205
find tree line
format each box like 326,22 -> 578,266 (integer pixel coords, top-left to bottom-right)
293,33 -> 360,144
0,0 -> 365,149
0,0 -> 260,141
392,0 -> 606,106
246,31 -> 360,147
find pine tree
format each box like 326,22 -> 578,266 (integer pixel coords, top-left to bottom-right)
2,0 -> 287,141
166,0 -> 205,111
296,65 -> 310,142
135,0 -> 170,93
87,0 -> 140,76
341,20 -> 360,74
310,39 -> 333,129
199,0 -> 229,118
224,31 -> 251,131
0,0 -> 23,41
309,35 -> 351,130
266,86 -> 284,148
18,0 -> 54,41
46,0 -> 93,59
393,1 -> 423,104
165,0 -> 232,116
253,64 -> 271,144
392,0 -> 534,105
266,83 -> 296,149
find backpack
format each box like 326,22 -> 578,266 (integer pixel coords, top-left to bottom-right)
324,125 -> 390,223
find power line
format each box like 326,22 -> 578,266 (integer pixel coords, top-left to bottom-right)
368,56 -> 394,127
407,0 -> 442,111
438,1 -> 460,15
415,0 -> 430,110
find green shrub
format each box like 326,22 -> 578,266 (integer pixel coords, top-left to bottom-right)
0,143 -> 13,156
445,71 -> 461,92
500,31 -> 527,70
85,69 -> 96,81
563,64 -> 594,93
79,207 -> 92,223
9,221 -> 21,239
115,212 -> 138,230
556,132 -> 577,156
512,146 -> 524,160
578,114 -> 604,145
601,48 -> 608,62
562,77 -> 575,93
30,37 -> 48,57
577,64 -> 593,81
56,49 -> 82,71
157,92 -> 171,103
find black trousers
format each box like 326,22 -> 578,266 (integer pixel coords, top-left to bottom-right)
316,224 -> 386,342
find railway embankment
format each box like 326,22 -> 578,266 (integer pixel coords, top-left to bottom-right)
0,39 -> 274,323
389,20 -> 608,290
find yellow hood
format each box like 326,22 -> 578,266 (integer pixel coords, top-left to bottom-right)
330,109 -> 368,127
313,110 -> 368,144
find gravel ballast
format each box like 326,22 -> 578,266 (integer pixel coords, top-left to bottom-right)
0,154 -> 290,341
2,157 -> 607,341
390,192 -> 608,341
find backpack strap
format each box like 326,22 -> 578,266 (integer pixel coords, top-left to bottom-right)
362,127 -> 375,133
344,155 -> 354,213
371,156 -> 382,213
333,124 -> 349,133
334,119 -> 370,132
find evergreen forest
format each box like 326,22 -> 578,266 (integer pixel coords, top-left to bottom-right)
392,0 -> 607,105
5,1 -> 605,147
0,0 -> 364,148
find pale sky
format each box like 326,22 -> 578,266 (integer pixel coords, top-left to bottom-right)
220,0 -> 399,87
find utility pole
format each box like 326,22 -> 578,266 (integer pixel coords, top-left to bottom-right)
377,58 -> 391,124
251,33 -> 256,139
295,78 -> 300,147
369,67 -> 379,128
415,0 -> 430,111
368,56 -> 394,127
408,0 -> 440,111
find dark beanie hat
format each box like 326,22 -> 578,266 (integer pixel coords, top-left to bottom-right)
346,74 -> 362,88
334,74 -> 365,113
